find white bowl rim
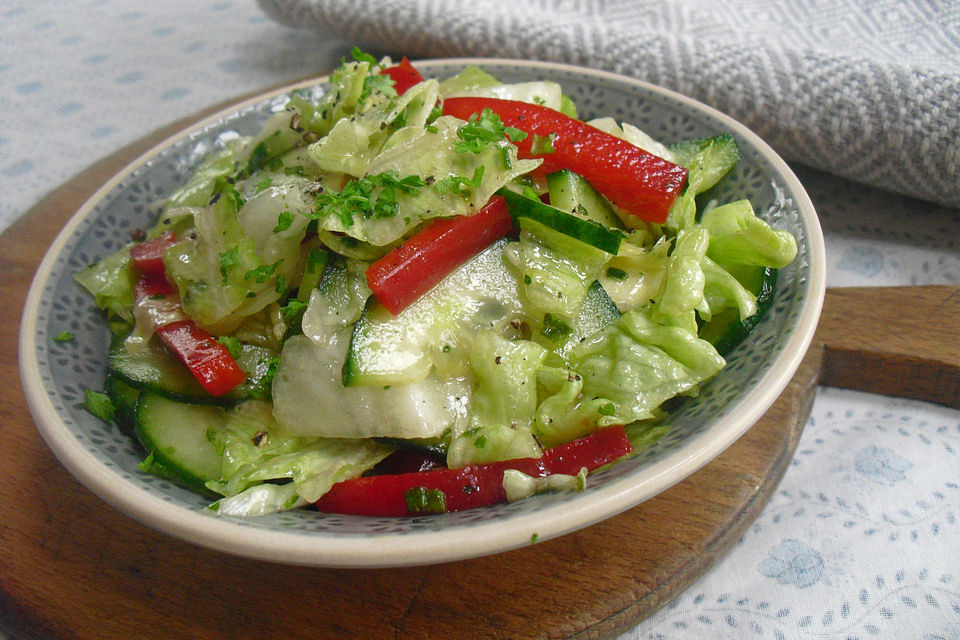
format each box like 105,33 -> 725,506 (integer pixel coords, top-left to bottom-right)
19,57 -> 826,568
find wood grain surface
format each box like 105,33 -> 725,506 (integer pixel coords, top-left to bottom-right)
2,96 -> 957,640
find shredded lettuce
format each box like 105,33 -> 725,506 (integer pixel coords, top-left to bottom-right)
163,190 -> 268,333
272,335 -> 471,439
447,331 -> 545,468
300,256 -> 371,345
502,467 -> 587,502
504,217 -> 610,320
534,366 -> 614,447
308,79 -> 440,177
701,199 -> 799,269
701,256 -> 758,322
74,245 -> 138,322
202,399 -> 392,508
211,483 -> 306,517
653,227 -> 709,334
316,115 -> 539,246
444,80 -> 564,111
597,234 -> 671,313
165,141 -> 242,209
567,307 -> 725,425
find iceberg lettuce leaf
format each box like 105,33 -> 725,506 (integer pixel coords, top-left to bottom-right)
653,227 -> 709,333
568,308 -> 725,424
308,79 -> 440,177
204,399 -> 392,504
315,116 -> 540,246
74,245 -> 138,322
504,216 -> 610,319
447,331 -> 545,467
701,199 -> 798,269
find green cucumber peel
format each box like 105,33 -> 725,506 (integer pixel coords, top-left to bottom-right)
497,188 -> 624,254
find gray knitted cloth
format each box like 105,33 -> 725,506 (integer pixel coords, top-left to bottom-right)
258,0 -> 959,209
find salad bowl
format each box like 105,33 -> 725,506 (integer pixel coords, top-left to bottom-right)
19,58 -> 825,568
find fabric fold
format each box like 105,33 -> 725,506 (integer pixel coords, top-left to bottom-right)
258,0 -> 959,209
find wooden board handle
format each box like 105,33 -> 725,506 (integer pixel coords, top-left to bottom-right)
817,286 -> 960,408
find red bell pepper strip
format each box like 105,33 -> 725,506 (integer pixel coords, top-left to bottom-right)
131,273 -> 246,398
380,57 -> 424,96
442,97 -> 688,224
314,425 -> 632,517
129,231 -> 177,277
365,195 -> 513,315
154,320 -> 247,397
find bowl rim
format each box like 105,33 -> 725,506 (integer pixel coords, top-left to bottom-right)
19,57 -> 826,568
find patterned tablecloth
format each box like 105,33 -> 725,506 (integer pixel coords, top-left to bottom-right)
1,2 -> 958,638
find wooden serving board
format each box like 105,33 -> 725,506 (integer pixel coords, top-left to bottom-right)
2,97 -> 958,640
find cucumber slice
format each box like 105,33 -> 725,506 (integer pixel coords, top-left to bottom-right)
342,238 -> 525,387
544,280 -> 622,362
134,392 -> 224,494
499,188 -> 624,254
507,216 -> 610,319
109,335 -> 276,405
699,266 -> 777,356
545,170 -> 623,230
342,299 -> 434,386
669,134 -> 741,195
274,335 -> 470,438
105,374 -> 140,437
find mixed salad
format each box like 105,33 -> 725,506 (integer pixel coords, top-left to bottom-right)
76,51 -> 797,517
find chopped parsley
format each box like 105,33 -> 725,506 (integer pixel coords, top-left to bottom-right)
273,210 -> 294,233
314,172 -> 425,226
306,247 -> 328,273
256,177 -> 273,191
83,390 -> 115,424
426,102 -> 443,124
598,402 -> 616,417
216,336 -> 243,359
244,259 -> 283,284
404,487 -> 447,514
360,73 -> 397,103
280,298 -> 308,323
263,357 -> 280,384
217,246 -> 241,281
433,166 -> 484,198
53,331 -> 74,342
245,142 -> 271,176
351,47 -> 378,65
454,108 -> 527,155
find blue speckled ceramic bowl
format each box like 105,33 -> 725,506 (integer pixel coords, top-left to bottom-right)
19,59 -> 825,568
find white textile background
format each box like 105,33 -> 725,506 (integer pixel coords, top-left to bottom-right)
1,1 -> 958,638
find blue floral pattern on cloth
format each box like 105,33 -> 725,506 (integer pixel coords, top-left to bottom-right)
758,540 -> 825,589
855,446 -> 913,485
